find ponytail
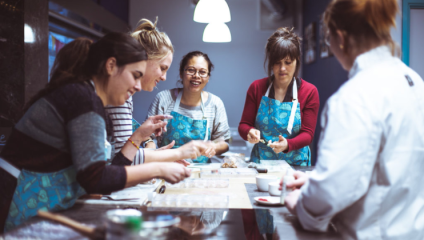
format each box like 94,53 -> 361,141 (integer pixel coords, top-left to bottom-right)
324,0 -> 399,55
25,33 -> 147,111
131,17 -> 174,60
24,38 -> 92,111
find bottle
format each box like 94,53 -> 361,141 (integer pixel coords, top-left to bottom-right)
280,169 -> 295,204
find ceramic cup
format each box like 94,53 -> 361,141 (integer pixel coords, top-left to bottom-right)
256,175 -> 280,192
268,181 -> 281,196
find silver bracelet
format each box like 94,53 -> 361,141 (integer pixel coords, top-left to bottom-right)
142,139 -> 154,148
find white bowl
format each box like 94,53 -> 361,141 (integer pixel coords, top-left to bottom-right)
268,181 -> 281,196
256,175 -> 279,192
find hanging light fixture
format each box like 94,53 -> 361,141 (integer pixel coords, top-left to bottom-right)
194,0 -> 231,23
203,22 -> 231,42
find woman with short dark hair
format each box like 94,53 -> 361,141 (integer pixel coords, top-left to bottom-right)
239,27 -> 320,166
147,51 -> 231,163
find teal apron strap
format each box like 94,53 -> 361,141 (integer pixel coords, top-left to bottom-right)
0,157 -> 20,178
174,90 -> 183,112
287,79 -> 298,135
264,79 -> 298,135
200,93 -> 209,141
175,90 -> 209,141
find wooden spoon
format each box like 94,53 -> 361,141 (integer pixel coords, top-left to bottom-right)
37,210 -> 105,240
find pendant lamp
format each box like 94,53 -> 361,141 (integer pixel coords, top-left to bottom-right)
194,0 -> 231,23
203,22 -> 232,42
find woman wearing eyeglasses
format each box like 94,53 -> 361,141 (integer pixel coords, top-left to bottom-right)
147,51 -> 231,163
283,0 -> 424,238
239,27 -> 320,166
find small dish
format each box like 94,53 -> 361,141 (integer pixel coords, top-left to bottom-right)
256,175 -> 280,192
254,196 -> 283,206
268,181 -> 281,196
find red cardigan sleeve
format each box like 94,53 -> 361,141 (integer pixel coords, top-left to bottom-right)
238,80 -> 261,140
286,81 -> 320,152
238,78 -> 320,152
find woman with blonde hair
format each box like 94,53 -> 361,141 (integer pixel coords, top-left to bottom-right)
105,18 -> 191,166
283,0 -> 424,239
0,33 -> 205,232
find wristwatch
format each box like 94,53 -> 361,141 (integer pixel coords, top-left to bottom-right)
142,139 -> 154,148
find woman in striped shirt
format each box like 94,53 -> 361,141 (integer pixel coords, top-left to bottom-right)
105,18 -> 191,165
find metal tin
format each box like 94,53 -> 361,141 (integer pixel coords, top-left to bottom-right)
139,213 -> 180,240
105,209 -> 142,240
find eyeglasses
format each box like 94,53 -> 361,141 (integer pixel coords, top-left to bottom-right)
324,29 -> 331,47
185,68 -> 209,78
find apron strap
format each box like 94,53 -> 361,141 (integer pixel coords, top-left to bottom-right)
0,157 -> 20,178
174,90 -> 209,141
200,93 -> 209,141
265,83 -> 273,97
264,79 -> 298,134
287,79 -> 298,134
173,90 -> 183,112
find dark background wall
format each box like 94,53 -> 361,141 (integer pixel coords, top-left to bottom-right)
302,0 -> 348,165
92,0 -> 129,24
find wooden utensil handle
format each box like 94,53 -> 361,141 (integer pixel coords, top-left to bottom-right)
37,210 -> 100,239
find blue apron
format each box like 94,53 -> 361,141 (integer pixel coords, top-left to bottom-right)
250,79 -> 311,166
159,91 -> 211,163
1,159 -> 86,232
1,129 -> 113,232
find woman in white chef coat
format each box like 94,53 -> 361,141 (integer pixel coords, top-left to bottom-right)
282,0 -> 424,239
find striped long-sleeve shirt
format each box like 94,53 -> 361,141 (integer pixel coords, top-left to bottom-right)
105,96 -> 144,165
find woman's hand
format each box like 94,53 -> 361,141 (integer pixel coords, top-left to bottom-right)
177,141 -> 211,160
134,115 -> 172,141
156,140 -> 175,151
268,135 -> 288,153
158,163 -> 191,184
279,171 -> 309,190
203,143 -> 217,158
285,189 -> 301,215
174,159 -> 191,167
247,128 -> 261,144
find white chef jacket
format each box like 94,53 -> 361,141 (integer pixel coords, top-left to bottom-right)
296,45 -> 424,239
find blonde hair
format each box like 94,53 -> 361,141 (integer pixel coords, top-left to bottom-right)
324,0 -> 399,55
131,17 -> 174,60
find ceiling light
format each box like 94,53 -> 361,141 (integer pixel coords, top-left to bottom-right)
194,0 -> 231,23
203,23 -> 231,42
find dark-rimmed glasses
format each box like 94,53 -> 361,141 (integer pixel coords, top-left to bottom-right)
185,68 -> 209,78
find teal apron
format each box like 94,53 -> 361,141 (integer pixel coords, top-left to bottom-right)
1,129 -> 113,232
159,91 -> 211,163
1,158 -> 86,232
250,79 -> 311,166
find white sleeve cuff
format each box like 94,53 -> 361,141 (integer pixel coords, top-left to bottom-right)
296,191 -> 332,232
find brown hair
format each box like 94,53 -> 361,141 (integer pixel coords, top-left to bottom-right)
264,27 -> 302,84
25,33 -> 147,110
131,17 -> 174,61
177,51 -> 214,86
324,0 -> 398,55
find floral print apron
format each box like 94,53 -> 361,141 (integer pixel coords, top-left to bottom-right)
160,91 -> 211,163
250,80 -> 311,166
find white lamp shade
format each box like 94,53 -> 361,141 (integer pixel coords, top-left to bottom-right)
194,0 -> 231,23
203,23 -> 232,42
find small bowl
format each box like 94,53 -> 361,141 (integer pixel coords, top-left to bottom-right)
268,181 -> 281,196
256,175 -> 279,192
